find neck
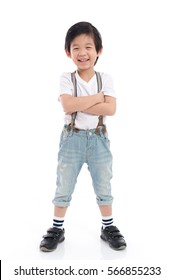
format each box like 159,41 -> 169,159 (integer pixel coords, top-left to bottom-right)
77,69 -> 95,82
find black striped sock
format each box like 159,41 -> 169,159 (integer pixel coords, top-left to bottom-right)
53,216 -> 64,229
102,216 -> 114,228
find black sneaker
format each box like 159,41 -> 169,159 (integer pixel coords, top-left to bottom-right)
40,227 -> 65,252
101,225 -> 126,250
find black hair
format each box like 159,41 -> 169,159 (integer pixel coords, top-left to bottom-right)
65,21 -> 103,54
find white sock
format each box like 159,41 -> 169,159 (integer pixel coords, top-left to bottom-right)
102,215 -> 114,229
53,216 -> 64,229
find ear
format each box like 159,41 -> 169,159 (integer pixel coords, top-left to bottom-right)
65,49 -> 71,58
97,48 -> 103,57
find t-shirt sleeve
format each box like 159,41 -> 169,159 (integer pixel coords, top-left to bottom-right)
59,72 -> 73,98
102,73 -> 116,98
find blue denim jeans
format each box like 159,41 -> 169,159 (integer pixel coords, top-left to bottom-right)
52,126 -> 113,207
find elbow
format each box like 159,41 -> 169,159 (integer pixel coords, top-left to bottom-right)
63,105 -> 70,114
104,96 -> 116,116
60,95 -> 74,114
63,107 -> 73,115
108,111 -> 115,116
62,102 -> 74,114
107,104 -> 116,116
63,102 -> 76,115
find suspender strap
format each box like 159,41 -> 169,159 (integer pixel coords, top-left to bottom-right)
66,71 -> 78,132
67,71 -> 106,134
95,71 -> 102,92
95,72 -> 106,135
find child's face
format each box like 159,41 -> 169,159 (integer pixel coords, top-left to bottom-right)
66,34 -> 102,71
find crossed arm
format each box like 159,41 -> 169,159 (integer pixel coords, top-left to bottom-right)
59,92 -> 116,116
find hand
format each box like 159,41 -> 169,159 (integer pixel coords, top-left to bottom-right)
97,92 -> 104,103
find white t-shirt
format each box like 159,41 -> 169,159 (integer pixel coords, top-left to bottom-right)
59,71 -> 116,130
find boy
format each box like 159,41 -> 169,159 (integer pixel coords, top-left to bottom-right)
40,22 -> 126,252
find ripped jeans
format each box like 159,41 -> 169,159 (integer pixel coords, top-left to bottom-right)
52,126 -> 114,207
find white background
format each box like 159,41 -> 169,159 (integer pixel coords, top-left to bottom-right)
0,0 -> 174,278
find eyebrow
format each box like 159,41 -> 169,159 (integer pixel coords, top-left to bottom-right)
72,43 -> 94,47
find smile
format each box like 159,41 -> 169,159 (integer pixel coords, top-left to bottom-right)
78,58 -> 89,62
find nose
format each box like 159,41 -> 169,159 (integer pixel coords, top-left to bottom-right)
78,48 -> 86,56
